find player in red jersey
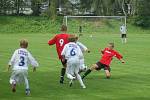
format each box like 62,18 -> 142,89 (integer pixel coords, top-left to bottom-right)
82,43 -> 125,79
48,25 -> 69,84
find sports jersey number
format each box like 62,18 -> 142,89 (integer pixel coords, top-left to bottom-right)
70,48 -> 76,56
59,39 -> 64,46
19,56 -> 25,66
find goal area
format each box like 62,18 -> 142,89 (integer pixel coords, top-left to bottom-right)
63,16 -> 126,35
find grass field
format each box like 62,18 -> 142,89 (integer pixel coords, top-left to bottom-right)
0,32 -> 150,100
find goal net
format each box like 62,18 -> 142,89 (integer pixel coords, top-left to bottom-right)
63,16 -> 126,36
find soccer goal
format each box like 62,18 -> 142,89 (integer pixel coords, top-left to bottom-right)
63,16 -> 126,36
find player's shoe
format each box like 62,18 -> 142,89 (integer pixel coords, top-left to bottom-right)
25,89 -> 30,96
11,82 -> 16,93
60,77 -> 64,84
82,85 -> 86,89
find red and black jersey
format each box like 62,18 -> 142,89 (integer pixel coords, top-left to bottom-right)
100,48 -> 123,66
48,33 -> 69,59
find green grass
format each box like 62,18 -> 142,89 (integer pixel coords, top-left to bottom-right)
0,16 -> 149,34
0,16 -> 62,34
0,16 -> 150,100
0,32 -> 150,100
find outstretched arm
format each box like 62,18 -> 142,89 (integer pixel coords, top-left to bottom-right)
48,35 -> 56,45
8,50 -> 17,71
28,52 -> 39,72
115,51 -> 125,63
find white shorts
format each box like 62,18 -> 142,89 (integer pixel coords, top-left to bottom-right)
66,58 -> 80,76
79,58 -> 87,71
9,69 -> 28,84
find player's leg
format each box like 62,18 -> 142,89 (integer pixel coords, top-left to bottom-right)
76,73 -> 86,88
124,34 -> 127,43
121,34 -> 124,43
82,62 -> 100,79
79,58 -> 87,73
66,61 -> 76,87
22,70 -> 30,95
9,70 -> 18,92
66,61 -> 75,80
75,61 -> 86,88
104,67 -> 111,79
60,59 -> 67,84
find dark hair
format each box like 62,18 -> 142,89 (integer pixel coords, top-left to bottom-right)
20,39 -> 28,48
109,42 -> 114,48
61,25 -> 67,31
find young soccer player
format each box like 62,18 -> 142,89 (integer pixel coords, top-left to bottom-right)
82,43 -> 125,79
48,25 -> 69,84
75,36 -> 90,72
8,39 -> 39,95
120,24 -> 127,43
61,35 -> 86,89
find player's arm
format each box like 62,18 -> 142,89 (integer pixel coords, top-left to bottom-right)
115,51 -> 125,63
77,42 -> 90,53
78,46 -> 83,59
99,48 -> 106,56
8,51 -> 17,71
48,35 -> 57,45
28,52 -> 39,72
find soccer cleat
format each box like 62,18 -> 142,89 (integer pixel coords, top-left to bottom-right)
60,77 -> 64,84
82,85 -> 86,89
11,82 -> 16,93
25,89 -> 30,96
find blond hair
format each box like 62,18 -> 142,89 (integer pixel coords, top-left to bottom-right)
20,39 -> 28,48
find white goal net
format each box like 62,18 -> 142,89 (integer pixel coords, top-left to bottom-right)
63,16 -> 126,36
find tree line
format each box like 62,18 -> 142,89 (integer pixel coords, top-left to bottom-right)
0,0 -> 149,27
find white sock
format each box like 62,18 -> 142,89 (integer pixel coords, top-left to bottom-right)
24,77 -> 30,89
125,38 -> 127,43
67,74 -> 75,80
76,74 -> 85,87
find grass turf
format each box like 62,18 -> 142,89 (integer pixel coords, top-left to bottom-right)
0,33 -> 150,100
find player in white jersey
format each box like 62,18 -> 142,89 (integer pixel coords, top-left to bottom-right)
120,24 -> 127,43
8,39 -> 39,95
61,35 -> 86,89
75,37 -> 90,72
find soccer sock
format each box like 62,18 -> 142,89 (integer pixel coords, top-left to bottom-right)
125,38 -> 127,43
76,74 -> 85,87
24,77 -> 30,89
67,74 -> 74,80
60,68 -> 66,79
82,69 -> 92,79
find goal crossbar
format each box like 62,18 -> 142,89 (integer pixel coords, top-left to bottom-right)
64,15 -> 127,27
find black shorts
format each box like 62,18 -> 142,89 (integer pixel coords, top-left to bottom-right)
95,62 -> 111,72
121,34 -> 127,38
61,59 -> 67,66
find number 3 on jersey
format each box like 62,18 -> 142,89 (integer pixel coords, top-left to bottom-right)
59,39 -> 64,46
19,56 -> 25,66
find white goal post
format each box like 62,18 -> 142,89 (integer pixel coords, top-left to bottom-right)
64,15 -> 127,28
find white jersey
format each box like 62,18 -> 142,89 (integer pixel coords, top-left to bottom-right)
61,42 -> 83,60
76,42 -> 88,53
120,25 -> 126,34
9,48 -> 39,70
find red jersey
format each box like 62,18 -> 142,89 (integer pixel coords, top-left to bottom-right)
48,33 -> 69,59
100,48 -> 123,66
